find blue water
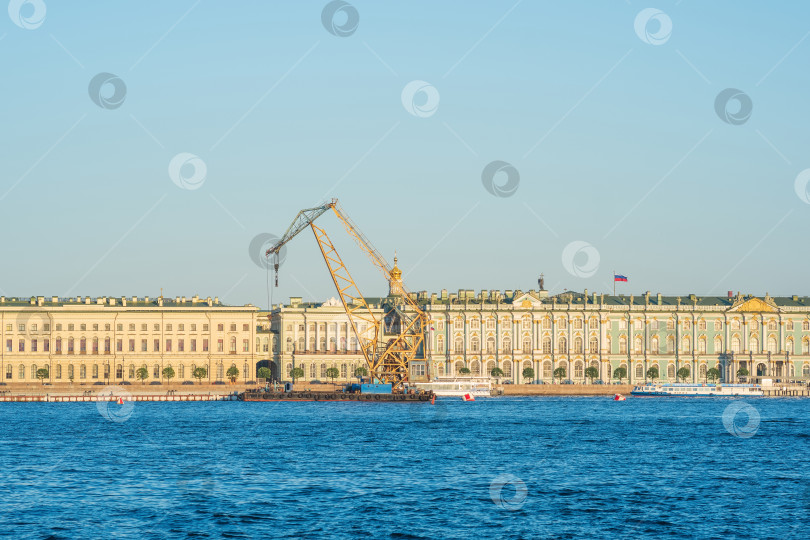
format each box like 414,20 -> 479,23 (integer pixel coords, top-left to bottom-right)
0,397 -> 807,539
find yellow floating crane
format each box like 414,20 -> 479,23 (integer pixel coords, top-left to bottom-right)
266,199 -> 429,390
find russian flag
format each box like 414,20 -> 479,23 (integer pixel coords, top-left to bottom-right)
614,274 -> 628,282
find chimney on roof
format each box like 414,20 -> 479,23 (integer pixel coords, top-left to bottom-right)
728,291 -> 733,299
121,296 -> 127,307
657,293 -> 662,305
37,296 -> 43,307
145,296 -> 150,303
214,297 -> 219,304
51,296 -> 58,303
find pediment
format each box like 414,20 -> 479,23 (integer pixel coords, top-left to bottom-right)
513,292 -> 542,309
728,297 -> 777,313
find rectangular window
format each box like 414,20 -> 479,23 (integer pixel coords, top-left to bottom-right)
166,324 -> 172,331
166,339 -> 172,352
203,324 -> 209,332
68,324 -> 74,331
104,324 -> 110,331
43,324 -> 50,332
129,339 -> 135,352
31,339 -> 37,352
19,324 -> 25,332
179,324 -> 184,331
141,324 -> 147,331
203,339 -> 209,352
191,324 -> 197,332
243,339 -> 249,352
190,339 -> 196,352
117,324 -> 123,331
116,339 -> 123,352
19,339 -> 24,352
178,339 -> 184,352
243,324 -> 249,331
154,324 -> 160,331
218,324 -> 224,331
154,339 -> 160,352
43,339 -> 49,352
141,339 -> 147,352
217,339 -> 224,352
4,324 -> 10,332
129,323 -> 135,331
31,324 -> 37,332
230,324 -> 237,331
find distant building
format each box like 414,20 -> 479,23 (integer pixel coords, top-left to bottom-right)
268,267 -> 810,384
0,295 -> 259,384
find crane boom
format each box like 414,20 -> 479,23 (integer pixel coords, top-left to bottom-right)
266,199 -> 429,390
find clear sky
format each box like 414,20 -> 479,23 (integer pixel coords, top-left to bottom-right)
2,1 -> 809,308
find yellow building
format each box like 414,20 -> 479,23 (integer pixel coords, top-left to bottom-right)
0,295 -> 260,384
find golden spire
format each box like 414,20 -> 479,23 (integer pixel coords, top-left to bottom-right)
390,252 -> 402,280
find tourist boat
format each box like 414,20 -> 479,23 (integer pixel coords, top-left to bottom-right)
631,383 -> 765,397
410,377 -> 492,398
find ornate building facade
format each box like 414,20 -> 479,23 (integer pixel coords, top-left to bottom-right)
270,283 -> 810,385
0,295 -> 260,384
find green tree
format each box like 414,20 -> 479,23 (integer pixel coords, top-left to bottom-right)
613,366 -> 627,383
162,366 -> 175,385
707,367 -> 720,383
36,367 -> 49,385
646,366 -> 659,382
257,366 -> 273,381
192,366 -> 207,384
226,365 -> 239,383
677,367 -> 690,382
354,366 -> 368,380
522,367 -> 535,383
325,367 -> 339,384
736,367 -> 749,381
459,367 -> 471,375
490,367 -> 504,380
136,366 -> 149,385
553,366 -> 566,383
584,366 -> 599,383
290,366 -> 304,383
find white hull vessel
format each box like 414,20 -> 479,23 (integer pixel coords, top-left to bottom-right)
631,383 -> 764,397
411,377 -> 492,397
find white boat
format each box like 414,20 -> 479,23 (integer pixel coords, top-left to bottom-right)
410,377 -> 492,398
631,383 -> 764,397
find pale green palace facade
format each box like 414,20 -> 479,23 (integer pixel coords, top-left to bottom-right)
271,288 -> 810,384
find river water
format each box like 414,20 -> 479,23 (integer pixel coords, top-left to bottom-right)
0,396 -> 806,539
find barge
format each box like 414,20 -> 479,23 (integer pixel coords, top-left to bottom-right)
631,382 -> 765,397
239,390 -> 432,402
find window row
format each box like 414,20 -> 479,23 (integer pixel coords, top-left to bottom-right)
5,337 -> 252,354
4,362 -> 250,381
5,322 -> 254,333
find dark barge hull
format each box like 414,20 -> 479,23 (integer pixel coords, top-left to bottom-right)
239,391 -> 432,402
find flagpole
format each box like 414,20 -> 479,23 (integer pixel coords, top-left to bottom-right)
613,270 -> 615,296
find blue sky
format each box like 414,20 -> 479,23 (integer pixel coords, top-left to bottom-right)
1,1 -> 809,307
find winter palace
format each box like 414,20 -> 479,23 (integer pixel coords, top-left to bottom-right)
269,263 -> 810,385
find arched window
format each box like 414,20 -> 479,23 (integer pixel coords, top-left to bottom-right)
714,320 -> 722,331
19,365 -> 25,379
454,318 -> 463,330
542,318 -> 550,329
698,320 -> 707,331
666,319 -> 675,330
340,337 -> 346,351
574,361 -> 584,378
178,364 -> 184,379
666,336 -> 675,354
297,337 -> 304,351
634,337 -> 642,354
522,337 -> 531,352
329,337 -> 336,352
286,337 -> 293,352
503,360 -> 513,378
667,364 -> 675,380
115,364 -> 122,378
573,319 -> 583,329
454,361 -> 465,375
767,336 -> 777,353
682,337 -> 691,353
470,318 -> 480,330
750,337 -> 759,353
574,337 -> 583,354
651,337 -> 659,354
542,338 -> 551,354
619,336 -> 627,354
768,320 -> 777,331
522,316 -> 531,329
731,320 -> 741,330
486,336 -> 495,354
787,320 -> 794,331
557,318 -> 567,330
731,336 -> 741,353
699,364 -> 707,380
558,337 -> 567,354
454,337 -> 463,352
470,336 -> 480,352
471,360 -> 481,375
803,364 -> 810,377
503,337 -> 512,353
803,338 -> 809,355
79,364 -> 86,379
589,337 -> 598,354
340,363 -> 347,378
437,335 -> 445,352
786,338 -> 794,354
714,337 -> 722,354
310,364 -> 317,378
153,364 -> 160,378
68,365 -> 74,379
92,337 -> 99,354
542,360 -> 552,378
635,364 -> 643,379
308,337 -> 316,351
